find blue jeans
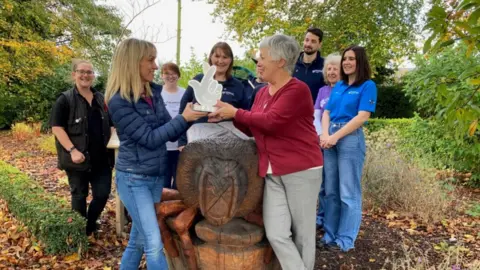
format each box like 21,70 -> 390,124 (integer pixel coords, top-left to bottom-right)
115,170 -> 168,270
322,123 -> 366,251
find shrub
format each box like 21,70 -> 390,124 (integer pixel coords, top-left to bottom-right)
402,44 -> 480,138
399,116 -> 480,186
388,244 -> 478,270
11,122 -> 35,141
31,122 -> 42,137
365,117 -> 480,187
0,161 -> 88,254
365,118 -> 412,133
38,135 -> 56,155
362,145 -> 451,222
374,84 -> 415,119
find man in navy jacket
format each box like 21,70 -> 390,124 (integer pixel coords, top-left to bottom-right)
293,27 -> 326,104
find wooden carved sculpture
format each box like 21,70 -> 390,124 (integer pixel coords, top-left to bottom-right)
155,122 -> 280,270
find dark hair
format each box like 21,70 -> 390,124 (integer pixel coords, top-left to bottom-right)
306,27 -> 323,42
161,62 -> 181,78
208,42 -> 234,78
340,45 -> 372,86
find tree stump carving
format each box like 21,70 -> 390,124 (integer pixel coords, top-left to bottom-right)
156,122 -> 280,269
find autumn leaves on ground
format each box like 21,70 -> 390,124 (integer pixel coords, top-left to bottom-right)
0,126 -> 479,270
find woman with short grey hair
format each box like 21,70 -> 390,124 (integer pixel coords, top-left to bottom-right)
208,34 -> 323,270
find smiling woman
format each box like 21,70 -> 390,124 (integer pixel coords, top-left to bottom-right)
177,41 -> 250,149
319,45 -> 377,252
104,38 -> 207,270
50,58 -> 114,237
313,53 -> 341,229
208,34 -> 323,270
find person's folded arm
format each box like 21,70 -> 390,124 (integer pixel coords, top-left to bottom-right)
109,96 -> 188,150
330,111 -> 370,141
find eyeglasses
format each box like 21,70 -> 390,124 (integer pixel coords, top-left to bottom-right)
75,70 -> 95,75
162,73 -> 178,79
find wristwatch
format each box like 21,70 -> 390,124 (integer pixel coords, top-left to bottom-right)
68,146 -> 76,153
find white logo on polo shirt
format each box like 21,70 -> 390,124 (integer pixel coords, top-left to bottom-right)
348,91 -> 359,95
222,90 -> 235,96
312,69 -> 322,73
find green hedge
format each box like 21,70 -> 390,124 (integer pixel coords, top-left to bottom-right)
0,161 -> 88,254
374,84 -> 415,119
365,118 -> 413,133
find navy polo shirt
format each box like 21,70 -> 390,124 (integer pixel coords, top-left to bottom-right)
326,80 -> 377,123
177,73 -> 249,146
293,52 -> 325,103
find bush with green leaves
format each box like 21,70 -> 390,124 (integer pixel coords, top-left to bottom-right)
0,161 -> 88,254
0,63 -> 110,130
402,44 -> 480,138
365,118 -> 412,133
399,116 -> 480,185
374,84 -> 415,119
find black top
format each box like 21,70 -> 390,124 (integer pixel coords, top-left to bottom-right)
51,90 -> 112,169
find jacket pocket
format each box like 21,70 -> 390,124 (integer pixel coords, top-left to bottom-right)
67,117 -> 84,135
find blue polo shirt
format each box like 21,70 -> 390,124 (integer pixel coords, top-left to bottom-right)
326,79 -> 377,123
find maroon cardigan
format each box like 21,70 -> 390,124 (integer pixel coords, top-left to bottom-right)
234,78 -> 323,177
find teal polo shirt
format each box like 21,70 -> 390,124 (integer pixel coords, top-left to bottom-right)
325,79 -> 377,123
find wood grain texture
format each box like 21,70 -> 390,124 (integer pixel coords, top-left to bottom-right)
159,122 -> 282,269
158,217 -> 179,257
195,218 -> 264,246
161,188 -> 183,201
176,123 -> 264,226
155,200 -> 187,217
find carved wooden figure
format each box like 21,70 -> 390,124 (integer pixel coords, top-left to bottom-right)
155,122 -> 280,270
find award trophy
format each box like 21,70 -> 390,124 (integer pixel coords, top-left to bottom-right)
188,63 -> 223,112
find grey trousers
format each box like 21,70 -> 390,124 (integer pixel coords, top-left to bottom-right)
263,168 -> 322,270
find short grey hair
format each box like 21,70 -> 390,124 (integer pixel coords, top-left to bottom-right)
322,53 -> 341,84
259,34 -> 300,75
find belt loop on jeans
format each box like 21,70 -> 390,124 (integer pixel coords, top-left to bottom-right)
331,122 -> 347,128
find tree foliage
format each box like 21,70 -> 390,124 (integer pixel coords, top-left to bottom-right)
421,0 -> 480,138
207,0 -> 423,72
403,44 -> 480,140
0,0 -> 126,127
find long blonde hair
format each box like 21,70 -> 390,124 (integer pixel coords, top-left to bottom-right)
105,38 -> 156,103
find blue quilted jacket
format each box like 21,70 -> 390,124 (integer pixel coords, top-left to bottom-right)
108,83 -> 189,176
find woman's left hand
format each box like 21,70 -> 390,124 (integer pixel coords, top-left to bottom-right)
324,135 -> 339,148
208,100 -> 238,123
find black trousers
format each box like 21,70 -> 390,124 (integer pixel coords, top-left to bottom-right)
164,150 -> 180,189
66,166 -> 112,233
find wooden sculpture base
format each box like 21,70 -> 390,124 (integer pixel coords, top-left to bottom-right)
160,122 -> 280,270
165,219 -> 281,270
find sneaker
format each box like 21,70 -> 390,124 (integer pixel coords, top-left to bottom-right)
316,240 -> 329,250
326,243 -> 350,253
326,243 -> 342,252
